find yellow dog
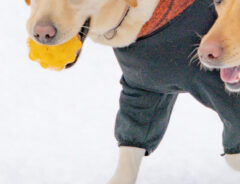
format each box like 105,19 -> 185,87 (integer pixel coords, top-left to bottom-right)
25,0 -> 83,71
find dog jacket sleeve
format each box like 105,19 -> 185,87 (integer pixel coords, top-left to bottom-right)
114,0 -> 240,155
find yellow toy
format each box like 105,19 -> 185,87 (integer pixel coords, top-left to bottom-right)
27,36 -> 82,71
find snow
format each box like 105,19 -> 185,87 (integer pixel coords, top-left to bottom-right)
0,1 -> 239,184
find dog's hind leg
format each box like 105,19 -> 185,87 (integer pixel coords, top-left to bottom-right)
108,146 -> 145,184
225,154 -> 240,171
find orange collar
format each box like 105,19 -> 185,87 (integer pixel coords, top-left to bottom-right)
138,0 -> 195,38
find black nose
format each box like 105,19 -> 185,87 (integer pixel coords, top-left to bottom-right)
33,23 -> 57,44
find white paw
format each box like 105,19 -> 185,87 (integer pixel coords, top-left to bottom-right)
107,177 -> 135,184
107,180 -> 120,184
225,153 -> 240,171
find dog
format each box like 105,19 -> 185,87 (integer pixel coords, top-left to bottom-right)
25,0 -> 240,183
198,0 -> 240,93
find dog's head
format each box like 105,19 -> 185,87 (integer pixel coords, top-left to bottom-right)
198,0 -> 240,92
25,0 -> 137,45
25,0 -> 96,46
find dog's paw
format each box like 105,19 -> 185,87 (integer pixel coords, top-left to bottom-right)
225,153 -> 240,171
107,178 -> 135,184
107,179 -> 121,184
107,180 -> 118,184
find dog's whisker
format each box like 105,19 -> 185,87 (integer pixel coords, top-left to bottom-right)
209,2 -> 215,8
192,43 -> 200,47
79,31 -> 88,37
190,53 -> 198,60
190,57 -> 199,65
188,56 -> 199,66
81,26 -> 90,29
189,49 -> 200,65
199,62 -> 209,71
189,58 -> 199,66
200,64 -> 204,70
195,32 -> 203,39
191,58 -> 199,65
188,52 -> 197,61
188,47 -> 199,59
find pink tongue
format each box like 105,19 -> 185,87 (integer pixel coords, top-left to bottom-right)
220,67 -> 240,83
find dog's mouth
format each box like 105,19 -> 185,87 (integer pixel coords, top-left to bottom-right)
220,66 -> 240,92
65,18 -> 91,69
199,55 -> 240,92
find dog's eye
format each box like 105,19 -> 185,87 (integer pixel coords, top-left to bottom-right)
214,0 -> 222,5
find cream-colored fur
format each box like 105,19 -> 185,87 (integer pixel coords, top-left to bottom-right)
225,154 -> 240,171
108,147 -> 145,184
26,0 -> 159,47
199,0 -> 240,68
90,0 -> 159,47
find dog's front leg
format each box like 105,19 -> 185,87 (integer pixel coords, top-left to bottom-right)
108,146 -> 145,184
225,153 -> 240,171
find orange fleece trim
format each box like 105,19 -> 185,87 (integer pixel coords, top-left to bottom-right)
138,0 -> 195,38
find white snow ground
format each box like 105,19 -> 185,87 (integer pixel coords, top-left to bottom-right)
0,1 -> 239,184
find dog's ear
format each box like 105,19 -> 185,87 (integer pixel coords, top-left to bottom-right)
124,0 -> 138,7
25,0 -> 30,5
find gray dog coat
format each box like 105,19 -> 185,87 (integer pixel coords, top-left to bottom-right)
113,0 -> 240,155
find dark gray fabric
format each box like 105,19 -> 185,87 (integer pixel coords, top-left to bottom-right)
114,0 -> 240,155
116,77 -> 178,155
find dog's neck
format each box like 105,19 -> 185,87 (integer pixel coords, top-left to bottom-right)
103,6 -> 130,40
89,0 -> 129,38
89,0 -> 159,48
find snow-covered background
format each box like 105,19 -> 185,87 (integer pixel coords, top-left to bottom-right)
0,1 -> 239,184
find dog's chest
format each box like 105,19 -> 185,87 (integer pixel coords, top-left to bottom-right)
138,0 -> 195,38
